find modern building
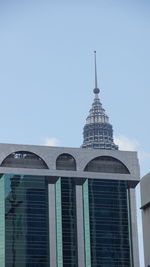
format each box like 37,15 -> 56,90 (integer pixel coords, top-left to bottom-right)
0,144 -> 140,267
140,173 -> 150,267
0,53 -> 140,267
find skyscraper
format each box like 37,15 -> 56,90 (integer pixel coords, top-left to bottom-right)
82,51 -> 118,150
0,54 -> 140,267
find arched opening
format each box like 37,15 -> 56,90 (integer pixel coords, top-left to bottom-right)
84,156 -> 130,174
1,151 -> 48,169
56,153 -> 76,171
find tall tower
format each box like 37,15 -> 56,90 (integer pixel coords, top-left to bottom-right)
82,51 -> 118,150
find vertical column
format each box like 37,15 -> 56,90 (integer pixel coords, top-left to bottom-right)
48,177 -> 63,267
55,178 -> 63,267
129,188 -> 140,267
48,183 -> 57,267
83,179 -> 91,267
76,183 -> 86,267
76,178 -> 91,267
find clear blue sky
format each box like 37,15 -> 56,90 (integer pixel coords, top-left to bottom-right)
0,1 -> 149,264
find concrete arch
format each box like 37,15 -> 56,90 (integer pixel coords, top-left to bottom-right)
56,153 -> 76,171
1,151 -> 49,169
84,155 -> 130,174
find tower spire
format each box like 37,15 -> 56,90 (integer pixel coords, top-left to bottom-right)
93,51 -> 100,95
82,52 -> 118,150
94,50 -> 98,88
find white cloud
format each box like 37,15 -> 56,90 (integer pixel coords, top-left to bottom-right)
138,151 -> 150,161
114,136 -> 139,151
43,137 -> 59,146
114,135 -> 150,176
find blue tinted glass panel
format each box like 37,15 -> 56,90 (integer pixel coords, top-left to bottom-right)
61,177 -> 78,267
89,179 -> 130,267
4,174 -> 49,267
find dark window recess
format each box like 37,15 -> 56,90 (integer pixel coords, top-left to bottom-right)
84,156 -> 130,174
1,151 -> 48,169
56,154 -> 76,171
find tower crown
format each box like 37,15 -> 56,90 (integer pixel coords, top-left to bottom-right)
82,52 -> 118,150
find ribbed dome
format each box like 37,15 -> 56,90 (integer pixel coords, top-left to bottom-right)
86,94 -> 109,125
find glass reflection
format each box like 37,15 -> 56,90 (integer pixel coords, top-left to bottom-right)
3,174 -> 49,267
89,179 -> 130,267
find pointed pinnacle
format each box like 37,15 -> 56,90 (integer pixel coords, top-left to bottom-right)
94,51 -> 98,88
93,51 -> 100,94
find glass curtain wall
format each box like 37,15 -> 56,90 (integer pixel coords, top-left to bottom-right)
61,178 -> 131,267
61,178 -> 78,267
3,174 -> 49,267
0,174 -> 132,267
89,179 -> 131,267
